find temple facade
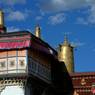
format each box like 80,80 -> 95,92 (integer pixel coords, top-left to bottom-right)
0,10 -> 58,95
71,72 -> 95,95
0,31 -> 57,95
0,10 -> 95,95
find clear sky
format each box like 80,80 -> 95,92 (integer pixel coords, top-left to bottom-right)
0,0 -> 95,72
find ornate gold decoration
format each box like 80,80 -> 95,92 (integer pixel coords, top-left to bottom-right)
58,36 -> 74,73
35,25 -> 41,38
81,78 -> 86,86
0,10 -> 4,26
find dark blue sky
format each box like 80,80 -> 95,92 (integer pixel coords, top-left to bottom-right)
1,0 -> 95,72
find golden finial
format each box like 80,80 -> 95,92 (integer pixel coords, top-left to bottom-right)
63,35 -> 70,46
0,10 -> 4,27
58,35 -> 74,73
35,24 -> 41,38
64,35 -> 68,42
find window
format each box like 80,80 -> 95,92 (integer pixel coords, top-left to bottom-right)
10,61 -> 15,67
31,60 -> 37,71
0,61 -> 5,68
19,60 -> 24,67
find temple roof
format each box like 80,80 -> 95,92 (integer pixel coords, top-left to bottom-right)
0,31 -> 57,56
70,72 -> 95,77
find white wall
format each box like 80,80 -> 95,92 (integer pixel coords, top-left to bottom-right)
1,86 -> 24,95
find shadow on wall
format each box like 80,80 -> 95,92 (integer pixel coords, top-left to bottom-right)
42,59 -> 74,95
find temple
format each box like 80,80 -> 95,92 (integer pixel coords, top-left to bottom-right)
0,10 -> 95,95
58,37 -> 95,95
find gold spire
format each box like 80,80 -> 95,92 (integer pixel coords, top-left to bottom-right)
0,10 -> 6,33
63,35 -> 70,46
58,36 -> 74,73
35,25 -> 41,38
0,10 -> 4,27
